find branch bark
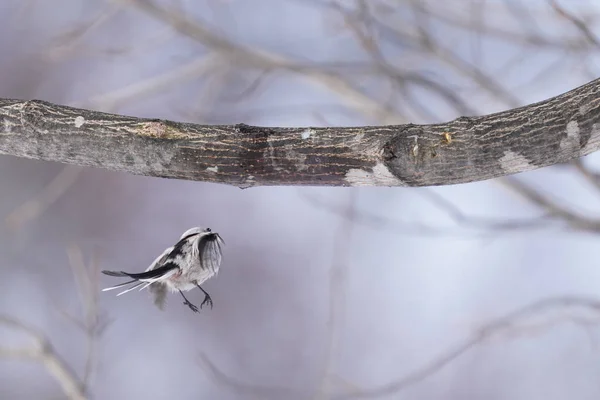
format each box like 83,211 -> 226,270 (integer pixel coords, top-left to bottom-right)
1,77 -> 600,188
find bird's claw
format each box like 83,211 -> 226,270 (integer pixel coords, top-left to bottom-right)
183,299 -> 199,313
201,295 -> 213,309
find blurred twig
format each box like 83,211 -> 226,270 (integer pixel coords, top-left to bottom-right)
0,316 -> 86,400
548,0 -> 600,48
80,54 -> 219,111
301,191 -> 558,239
329,0 -> 522,108
5,166 -> 82,232
315,190 -> 356,399
46,4 -> 124,61
63,245 -> 109,393
125,0 -> 407,124
334,295 -> 600,399
197,295 -> 600,399
335,1 -> 477,120
198,352 -> 300,399
572,158 -> 600,194
498,176 -> 600,233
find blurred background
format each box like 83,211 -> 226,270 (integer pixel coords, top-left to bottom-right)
2,1 -> 600,399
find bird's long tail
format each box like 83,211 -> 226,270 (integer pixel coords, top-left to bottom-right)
101,264 -> 178,296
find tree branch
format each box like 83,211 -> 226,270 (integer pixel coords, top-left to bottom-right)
1,77 -> 600,188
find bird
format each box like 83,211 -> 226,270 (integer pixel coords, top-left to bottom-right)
101,227 -> 224,313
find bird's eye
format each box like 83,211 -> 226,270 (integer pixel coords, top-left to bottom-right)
206,228 -> 211,232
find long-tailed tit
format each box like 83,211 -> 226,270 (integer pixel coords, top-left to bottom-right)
101,227 -> 224,313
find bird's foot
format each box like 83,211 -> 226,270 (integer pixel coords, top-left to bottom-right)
201,294 -> 213,309
183,299 -> 199,313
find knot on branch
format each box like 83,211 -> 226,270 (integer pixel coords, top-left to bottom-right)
383,125 -> 451,185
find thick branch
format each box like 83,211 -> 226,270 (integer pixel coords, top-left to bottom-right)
1,78 -> 600,187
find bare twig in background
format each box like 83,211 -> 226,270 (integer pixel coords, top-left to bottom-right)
5,165 -> 82,232
572,158 -> 600,194
315,191 -> 356,399
548,0 -> 600,48
197,296 -> 600,399
333,1 -> 477,120
0,316 -> 86,400
329,0 -> 521,109
124,0 -> 408,125
64,245 -> 110,393
301,191 -> 558,238
46,2 -> 178,61
498,176 -> 600,233
301,0 -> 597,52
46,4 -> 124,61
334,296 -> 600,399
80,54 -> 219,112
198,352 -> 301,399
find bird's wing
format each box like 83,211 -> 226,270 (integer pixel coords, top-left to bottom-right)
197,233 -> 224,274
145,246 -> 173,272
102,245 -> 175,280
116,263 -> 179,281
101,263 -> 178,282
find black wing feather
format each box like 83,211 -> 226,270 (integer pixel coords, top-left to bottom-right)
103,263 -> 179,280
102,270 -> 129,277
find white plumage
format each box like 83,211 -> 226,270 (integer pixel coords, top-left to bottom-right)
101,227 -> 224,312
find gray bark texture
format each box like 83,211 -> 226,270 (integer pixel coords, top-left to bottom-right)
1,78 -> 600,188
